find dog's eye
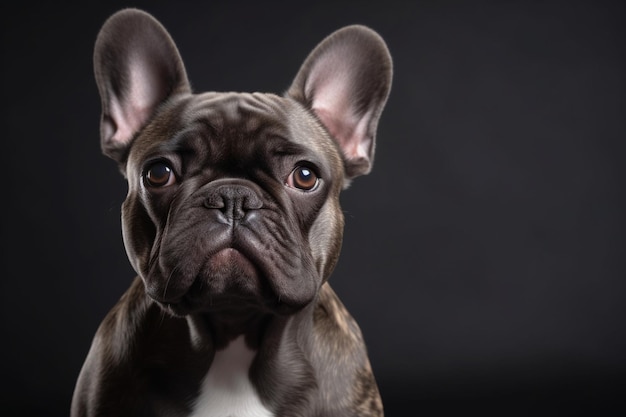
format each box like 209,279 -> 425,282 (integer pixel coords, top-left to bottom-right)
287,166 -> 319,191
145,162 -> 176,188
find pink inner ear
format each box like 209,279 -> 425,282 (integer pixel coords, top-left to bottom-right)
313,106 -> 372,162
107,57 -> 163,146
305,47 -> 374,165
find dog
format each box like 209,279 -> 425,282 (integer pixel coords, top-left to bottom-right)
71,8 -> 392,417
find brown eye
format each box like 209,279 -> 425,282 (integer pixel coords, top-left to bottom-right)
145,162 -> 175,188
288,166 -> 319,191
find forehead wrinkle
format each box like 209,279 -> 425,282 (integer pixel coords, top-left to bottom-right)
183,93 -> 292,149
168,94 -> 287,180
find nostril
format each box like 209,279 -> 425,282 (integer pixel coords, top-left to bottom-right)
204,194 -> 226,210
242,193 -> 263,211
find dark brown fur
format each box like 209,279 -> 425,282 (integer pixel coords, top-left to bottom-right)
72,8 -> 392,416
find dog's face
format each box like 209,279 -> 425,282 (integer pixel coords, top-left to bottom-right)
121,93 -> 345,316
94,9 -> 391,317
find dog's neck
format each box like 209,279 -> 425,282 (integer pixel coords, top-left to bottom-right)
194,308 -> 274,351
184,299 -> 316,352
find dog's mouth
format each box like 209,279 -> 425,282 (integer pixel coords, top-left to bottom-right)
148,245 -> 276,316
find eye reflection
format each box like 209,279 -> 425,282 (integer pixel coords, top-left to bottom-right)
288,166 -> 319,191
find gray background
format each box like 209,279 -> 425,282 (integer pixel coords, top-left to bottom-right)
2,1 -> 624,415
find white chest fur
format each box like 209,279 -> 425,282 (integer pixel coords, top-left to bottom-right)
189,335 -> 274,417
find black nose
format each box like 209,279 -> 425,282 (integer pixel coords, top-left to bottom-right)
204,184 -> 263,221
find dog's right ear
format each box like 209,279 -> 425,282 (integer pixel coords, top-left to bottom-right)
94,8 -> 190,163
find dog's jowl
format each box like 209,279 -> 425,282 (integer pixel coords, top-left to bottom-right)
71,8 -> 392,417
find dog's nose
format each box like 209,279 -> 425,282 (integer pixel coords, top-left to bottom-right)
204,185 -> 263,221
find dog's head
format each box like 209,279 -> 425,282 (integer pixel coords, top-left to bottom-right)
94,9 -> 392,317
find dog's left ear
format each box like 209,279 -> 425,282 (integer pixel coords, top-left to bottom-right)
287,25 -> 392,181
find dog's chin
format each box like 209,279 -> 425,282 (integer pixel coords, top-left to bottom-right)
146,248 -> 291,317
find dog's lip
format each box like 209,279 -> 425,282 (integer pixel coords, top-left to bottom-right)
159,245 -> 265,310
207,247 -> 258,278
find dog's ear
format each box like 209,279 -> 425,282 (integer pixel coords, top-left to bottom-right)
287,25 -> 392,181
94,8 -> 191,163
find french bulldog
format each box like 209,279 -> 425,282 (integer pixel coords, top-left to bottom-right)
71,8 -> 392,417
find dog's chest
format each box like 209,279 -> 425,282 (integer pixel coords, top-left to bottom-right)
189,335 -> 273,417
